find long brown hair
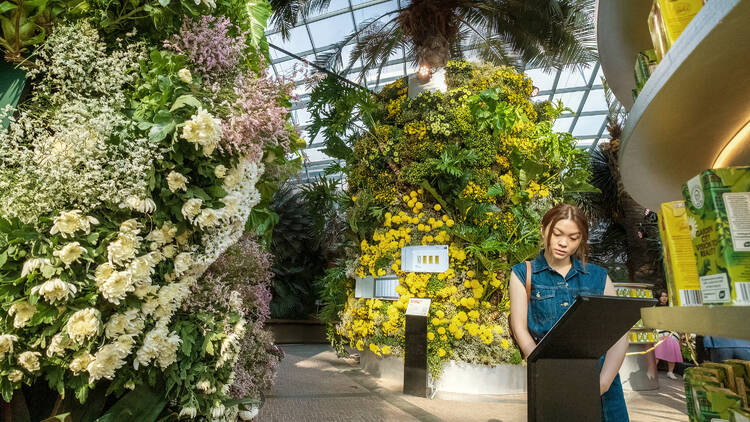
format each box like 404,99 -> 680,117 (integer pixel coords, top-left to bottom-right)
541,204 -> 590,265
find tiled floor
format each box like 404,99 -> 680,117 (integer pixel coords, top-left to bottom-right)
258,344 -> 688,422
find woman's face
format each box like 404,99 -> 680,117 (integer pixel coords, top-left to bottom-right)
543,219 -> 582,260
660,292 -> 668,304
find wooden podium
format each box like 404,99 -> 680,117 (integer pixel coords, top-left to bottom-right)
526,295 -> 657,421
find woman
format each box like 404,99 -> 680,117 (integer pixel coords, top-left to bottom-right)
650,290 -> 682,380
509,204 -> 630,422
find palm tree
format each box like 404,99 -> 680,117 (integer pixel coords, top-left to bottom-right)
269,0 -> 597,82
582,82 -> 664,287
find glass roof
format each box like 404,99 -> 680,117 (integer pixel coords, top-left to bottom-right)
265,0 -> 611,183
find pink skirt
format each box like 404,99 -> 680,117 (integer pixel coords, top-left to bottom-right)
655,334 -> 683,363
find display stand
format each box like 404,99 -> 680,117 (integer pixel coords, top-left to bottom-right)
403,298 -> 431,397
527,295 -> 656,422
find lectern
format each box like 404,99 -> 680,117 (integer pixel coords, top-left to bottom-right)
527,295 -> 656,422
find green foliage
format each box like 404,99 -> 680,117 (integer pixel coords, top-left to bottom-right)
468,88 -> 528,135
314,265 -> 348,355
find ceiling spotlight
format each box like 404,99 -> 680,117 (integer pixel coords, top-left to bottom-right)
531,86 -> 540,97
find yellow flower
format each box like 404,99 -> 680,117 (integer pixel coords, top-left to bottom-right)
438,348 -> 446,357
369,343 -> 382,356
382,345 -> 392,355
352,196 -> 357,201
433,204 -> 441,211
501,339 -> 510,350
437,327 -> 446,335
427,332 -> 435,341
356,340 -> 364,351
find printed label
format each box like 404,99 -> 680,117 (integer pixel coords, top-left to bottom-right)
736,282 -> 750,304
687,175 -> 704,209
722,192 -> 750,251
700,273 -> 731,303
678,289 -> 702,306
405,298 -> 431,316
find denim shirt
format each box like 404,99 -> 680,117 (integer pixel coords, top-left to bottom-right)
511,251 -> 608,341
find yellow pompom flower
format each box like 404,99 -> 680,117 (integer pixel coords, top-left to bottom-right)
427,332 -> 435,341
437,327 -> 446,335
382,345 -> 392,355
433,204 -> 441,211
501,339 -> 510,350
438,348 -> 446,357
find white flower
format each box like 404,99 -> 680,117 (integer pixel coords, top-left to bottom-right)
100,269 -> 134,304
0,334 -> 18,358
94,262 -> 115,287
214,165 -> 227,178
175,231 -> 190,245
211,403 -> 225,418
162,244 -> 177,259
167,171 -> 188,192
69,353 -> 94,375
179,407 -> 198,419
9,302 -> 36,328
31,278 -> 77,303
146,221 -> 176,247
46,334 -> 70,357
239,407 -> 259,421
196,380 -> 211,391
120,219 -> 141,235
53,242 -> 85,267
120,196 -> 156,214
195,208 -> 219,229
21,257 -> 51,277
104,309 -> 144,339
177,68 -> 192,84
108,232 -> 140,266
173,253 -> 192,276
87,336 -> 133,383
134,325 -> 181,369
7,369 -> 24,383
182,107 -> 222,157
50,210 -> 99,238
222,165 -> 242,189
181,198 -> 203,221
66,308 -> 100,344
18,351 -> 41,372
129,254 -> 155,284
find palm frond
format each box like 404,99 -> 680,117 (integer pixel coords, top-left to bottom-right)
269,0 -> 335,40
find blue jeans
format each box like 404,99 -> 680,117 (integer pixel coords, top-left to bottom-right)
709,347 -> 750,362
600,356 -> 629,422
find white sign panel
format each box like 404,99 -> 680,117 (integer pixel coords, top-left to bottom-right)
375,275 -> 399,299
401,245 -> 449,273
355,276 -> 374,298
405,298 -> 431,316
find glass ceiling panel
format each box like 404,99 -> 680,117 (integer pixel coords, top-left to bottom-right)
265,3 -> 613,183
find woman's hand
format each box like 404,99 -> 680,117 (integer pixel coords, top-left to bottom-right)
599,378 -> 611,396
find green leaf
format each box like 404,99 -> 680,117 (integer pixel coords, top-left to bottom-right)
486,184 -> 505,197
0,250 -> 7,268
0,1 -> 17,13
245,0 -> 272,49
169,94 -> 200,112
94,384 -> 166,422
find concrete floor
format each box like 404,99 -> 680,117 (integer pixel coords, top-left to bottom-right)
258,344 -> 688,422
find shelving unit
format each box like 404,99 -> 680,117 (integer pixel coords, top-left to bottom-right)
597,0 -> 750,210
641,306 -> 750,340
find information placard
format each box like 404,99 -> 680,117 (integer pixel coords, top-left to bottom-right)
405,298 -> 431,316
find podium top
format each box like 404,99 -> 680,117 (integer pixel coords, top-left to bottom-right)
527,295 -> 657,362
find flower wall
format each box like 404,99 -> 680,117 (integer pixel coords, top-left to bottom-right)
0,0 -> 299,419
336,61 -> 594,375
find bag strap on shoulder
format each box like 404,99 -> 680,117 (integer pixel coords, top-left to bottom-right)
525,261 -> 532,303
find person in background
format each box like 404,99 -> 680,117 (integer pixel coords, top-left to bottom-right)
648,290 -> 683,380
509,204 -> 629,422
704,336 -> 750,361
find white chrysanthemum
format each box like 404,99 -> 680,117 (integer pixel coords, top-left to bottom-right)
162,244 -> 177,259
134,325 -> 181,369
7,369 -> 24,383
46,333 -> 72,357
179,407 -> 198,419
120,218 -> 141,235
87,336 -> 133,383
100,269 -> 134,304
104,309 -> 144,339
167,171 -> 188,192
66,308 -> 100,344
53,242 -> 85,267
222,165 -> 242,189
129,254 -> 155,284
0,334 -> 18,358
108,232 -> 140,266
94,262 -> 114,287
238,406 -> 259,421
50,210 -> 98,237
195,208 -> 219,229
146,221 -> 176,248
31,278 -> 77,304
181,198 -> 203,222
69,353 -> 94,375
21,257 -> 52,277
134,280 -> 157,299
173,252 -> 192,276
196,380 -> 211,391
182,107 -> 222,156
120,196 -> 156,214
177,68 -> 192,84
214,165 -> 227,178
9,302 -> 36,329
18,351 -> 41,372
211,403 -> 225,418
220,193 -> 241,219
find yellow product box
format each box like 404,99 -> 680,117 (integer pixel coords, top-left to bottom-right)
683,167 -> 750,306
659,201 -> 702,306
648,0 -> 704,60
